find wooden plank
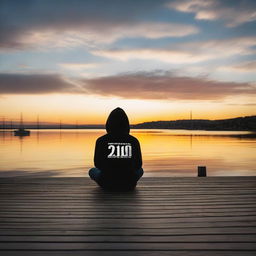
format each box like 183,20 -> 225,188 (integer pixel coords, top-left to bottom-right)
1,207 -> 256,214
0,234 -> 255,242
0,242 -> 256,250
1,220 -> 255,230
0,251 -> 256,256
0,215 -> 255,224
1,194 -> 256,200
2,205 -> 256,210
0,191 -> 255,194
1,212 -> 255,218
1,226 -> 256,236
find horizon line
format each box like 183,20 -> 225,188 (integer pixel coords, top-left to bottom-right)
0,114 -> 255,127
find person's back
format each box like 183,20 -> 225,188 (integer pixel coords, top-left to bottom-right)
89,107 -> 143,190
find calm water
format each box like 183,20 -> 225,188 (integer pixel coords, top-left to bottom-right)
0,129 -> 255,177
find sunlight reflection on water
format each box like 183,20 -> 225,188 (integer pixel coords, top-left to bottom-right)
0,129 -> 255,177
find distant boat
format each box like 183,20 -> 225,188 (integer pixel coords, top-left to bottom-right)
14,128 -> 30,136
14,113 -> 30,136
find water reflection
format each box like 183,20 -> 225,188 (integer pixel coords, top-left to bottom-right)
0,129 -> 255,177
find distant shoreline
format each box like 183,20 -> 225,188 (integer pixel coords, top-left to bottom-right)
1,127 -> 256,132
1,115 -> 255,131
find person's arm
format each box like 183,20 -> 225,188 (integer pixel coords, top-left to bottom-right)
94,138 -> 104,170
133,139 -> 142,170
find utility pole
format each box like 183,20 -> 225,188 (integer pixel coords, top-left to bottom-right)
2,117 -> 5,130
37,115 -> 40,130
20,113 -> 24,129
190,110 -> 193,130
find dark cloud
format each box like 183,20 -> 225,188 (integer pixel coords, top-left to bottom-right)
0,73 -> 77,94
1,71 -> 255,100
80,71 -> 256,100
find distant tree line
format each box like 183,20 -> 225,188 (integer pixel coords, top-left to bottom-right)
1,116 -> 255,131
132,116 -> 256,131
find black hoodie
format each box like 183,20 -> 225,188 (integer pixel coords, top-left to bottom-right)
94,108 -> 142,180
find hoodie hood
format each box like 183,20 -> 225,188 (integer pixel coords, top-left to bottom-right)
106,107 -> 130,135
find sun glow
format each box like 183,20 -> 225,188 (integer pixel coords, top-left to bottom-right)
1,93 -> 254,125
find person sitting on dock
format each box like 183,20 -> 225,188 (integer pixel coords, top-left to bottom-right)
89,107 -> 143,190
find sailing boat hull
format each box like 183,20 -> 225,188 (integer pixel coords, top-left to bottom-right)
14,129 -> 30,136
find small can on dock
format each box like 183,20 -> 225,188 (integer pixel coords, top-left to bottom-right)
198,166 -> 207,177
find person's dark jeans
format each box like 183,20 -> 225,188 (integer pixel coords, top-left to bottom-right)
89,167 -> 144,190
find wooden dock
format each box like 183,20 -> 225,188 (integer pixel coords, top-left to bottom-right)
0,177 -> 256,255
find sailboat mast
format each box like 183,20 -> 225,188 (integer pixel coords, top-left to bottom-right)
2,117 -> 5,130
37,115 -> 40,130
20,113 -> 24,129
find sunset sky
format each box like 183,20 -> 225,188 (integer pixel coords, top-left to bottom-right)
0,0 -> 256,124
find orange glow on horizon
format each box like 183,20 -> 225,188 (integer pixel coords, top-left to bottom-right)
0,94 -> 255,125
1,111 -> 255,126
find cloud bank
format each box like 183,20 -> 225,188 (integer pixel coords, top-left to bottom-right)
0,73 -> 78,94
1,71 -> 255,101
232,61 -> 256,72
92,36 -> 256,63
167,0 -> 256,27
0,0 -> 199,50
81,71 -> 256,100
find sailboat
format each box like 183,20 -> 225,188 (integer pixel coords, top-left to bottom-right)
14,113 -> 30,136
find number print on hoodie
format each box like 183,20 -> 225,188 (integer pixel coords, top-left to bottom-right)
108,143 -> 132,158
